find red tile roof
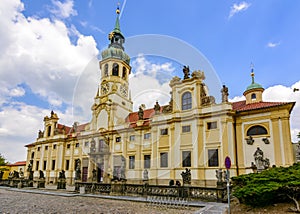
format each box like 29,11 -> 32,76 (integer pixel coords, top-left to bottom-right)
57,123 -> 71,134
8,161 -> 26,166
57,123 -> 88,135
126,101 -> 295,127
232,100 -> 294,112
126,108 -> 156,128
126,108 -> 155,122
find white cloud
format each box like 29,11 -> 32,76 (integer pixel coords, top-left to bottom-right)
50,0 -> 77,19
0,0 -> 98,163
0,0 -> 98,104
129,54 -> 175,110
9,86 -> 25,97
267,42 -> 280,48
0,101 -> 89,163
0,102 -> 47,162
229,95 -> 245,102
229,2 -> 251,19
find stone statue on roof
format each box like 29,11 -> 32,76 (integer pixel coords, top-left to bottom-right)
138,106 -> 144,120
154,101 -> 160,114
221,85 -> 229,103
72,122 -> 78,133
38,130 -> 44,138
183,65 -> 190,79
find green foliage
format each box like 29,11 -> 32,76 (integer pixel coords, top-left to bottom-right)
0,153 -> 8,166
232,163 -> 300,207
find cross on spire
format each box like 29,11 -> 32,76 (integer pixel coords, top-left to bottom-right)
250,63 -> 255,84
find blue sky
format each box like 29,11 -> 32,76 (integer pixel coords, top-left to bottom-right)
0,0 -> 300,162
20,0 -> 300,94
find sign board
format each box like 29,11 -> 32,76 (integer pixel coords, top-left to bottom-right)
225,156 -> 231,169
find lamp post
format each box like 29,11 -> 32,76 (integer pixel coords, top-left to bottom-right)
225,156 -> 231,214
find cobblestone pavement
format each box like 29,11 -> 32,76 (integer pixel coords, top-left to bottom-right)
0,188 -> 203,214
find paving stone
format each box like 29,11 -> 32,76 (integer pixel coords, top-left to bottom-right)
0,186 -> 228,214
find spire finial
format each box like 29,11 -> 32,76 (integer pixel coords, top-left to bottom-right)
116,2 -> 120,15
250,63 -> 255,84
113,2 -> 121,32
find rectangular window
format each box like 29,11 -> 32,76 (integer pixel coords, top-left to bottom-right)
75,143 -> 80,148
53,144 -> 57,149
144,155 -> 151,169
129,135 -> 135,141
129,156 -> 135,169
182,151 -> 191,167
116,137 -> 121,142
36,161 -> 39,171
208,149 -> 219,167
182,125 -> 191,133
45,145 -> 48,150
43,160 -> 47,170
67,144 -> 71,149
37,147 -> 40,151
52,160 -> 56,170
160,128 -> 168,135
84,141 -> 89,147
160,152 -> 168,168
65,160 -> 70,170
207,121 -> 217,130
144,133 -> 151,140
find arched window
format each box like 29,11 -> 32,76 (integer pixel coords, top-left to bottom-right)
112,63 -> 119,76
47,126 -> 51,137
104,64 -> 108,77
182,92 -> 192,110
31,152 -> 35,159
247,125 -> 268,136
122,67 -> 126,79
251,93 -> 256,100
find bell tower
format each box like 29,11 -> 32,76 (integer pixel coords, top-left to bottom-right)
243,66 -> 264,104
91,6 -> 132,131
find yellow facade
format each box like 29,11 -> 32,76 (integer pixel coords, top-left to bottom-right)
0,166 -> 10,180
25,15 -> 296,187
0,161 -> 26,179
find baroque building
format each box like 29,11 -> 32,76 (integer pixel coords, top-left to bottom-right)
25,10 -> 295,187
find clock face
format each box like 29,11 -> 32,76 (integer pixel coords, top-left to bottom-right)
120,84 -> 128,97
101,82 -> 110,95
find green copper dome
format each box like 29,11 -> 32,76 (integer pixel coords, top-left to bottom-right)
245,71 -> 263,92
246,82 -> 263,91
101,47 -> 130,64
